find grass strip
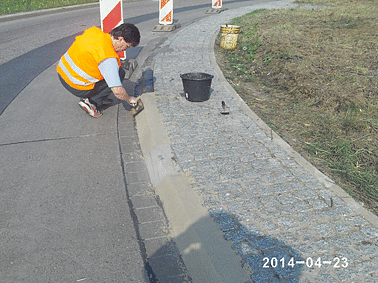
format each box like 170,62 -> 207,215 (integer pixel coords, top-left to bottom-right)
215,0 -> 378,215
1,0 -> 99,15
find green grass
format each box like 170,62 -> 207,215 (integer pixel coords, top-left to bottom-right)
215,0 -> 378,214
1,0 -> 98,15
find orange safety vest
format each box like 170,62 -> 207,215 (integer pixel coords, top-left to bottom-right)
57,27 -> 121,90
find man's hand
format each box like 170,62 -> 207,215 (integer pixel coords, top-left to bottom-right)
111,86 -> 138,105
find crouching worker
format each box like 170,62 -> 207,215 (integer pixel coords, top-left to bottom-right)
57,23 -> 140,117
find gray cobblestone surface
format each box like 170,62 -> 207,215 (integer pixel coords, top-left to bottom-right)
151,1 -> 378,282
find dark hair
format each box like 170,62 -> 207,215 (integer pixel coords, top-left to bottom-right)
110,23 -> 140,47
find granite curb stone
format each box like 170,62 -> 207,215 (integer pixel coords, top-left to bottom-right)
118,104 -> 190,282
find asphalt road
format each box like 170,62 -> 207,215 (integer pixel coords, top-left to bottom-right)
0,0 -> 269,281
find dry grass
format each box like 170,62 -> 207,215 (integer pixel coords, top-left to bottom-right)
215,0 -> 378,215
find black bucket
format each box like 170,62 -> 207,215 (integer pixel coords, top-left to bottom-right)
180,72 -> 214,102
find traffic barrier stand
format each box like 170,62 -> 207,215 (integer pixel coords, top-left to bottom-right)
205,0 -> 227,14
153,0 -> 180,32
100,0 -> 137,77
100,0 -> 125,59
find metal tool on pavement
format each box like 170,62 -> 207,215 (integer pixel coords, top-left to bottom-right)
131,99 -> 144,117
220,100 -> 230,115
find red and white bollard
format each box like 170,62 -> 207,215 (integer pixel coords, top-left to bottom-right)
206,0 -> 226,14
100,0 -> 125,59
159,0 -> 173,25
153,0 -> 180,32
212,0 -> 222,9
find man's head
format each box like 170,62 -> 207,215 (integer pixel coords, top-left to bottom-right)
110,23 -> 141,48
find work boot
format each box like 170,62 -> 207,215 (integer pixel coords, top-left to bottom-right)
78,98 -> 102,118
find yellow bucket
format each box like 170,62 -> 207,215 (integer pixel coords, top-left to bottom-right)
220,25 -> 240,50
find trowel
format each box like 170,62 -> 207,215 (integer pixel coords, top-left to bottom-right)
131,99 -> 144,117
220,100 -> 230,115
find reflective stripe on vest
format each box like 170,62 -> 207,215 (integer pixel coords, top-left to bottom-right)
58,52 -> 99,87
57,27 -> 120,90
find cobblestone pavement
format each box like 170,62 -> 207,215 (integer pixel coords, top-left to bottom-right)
151,1 -> 378,282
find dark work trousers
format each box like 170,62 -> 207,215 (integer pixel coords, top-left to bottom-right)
58,67 -> 125,107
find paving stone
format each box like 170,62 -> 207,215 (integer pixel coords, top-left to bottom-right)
139,220 -> 168,240
315,223 -> 336,238
335,247 -> 361,262
243,254 -> 265,272
289,167 -> 308,176
293,201 -> 313,212
335,266 -> 359,282
355,260 -> 375,274
241,225 -> 265,241
276,216 -> 301,230
259,207 -> 281,219
371,237 -> 378,246
293,189 -> 318,200
260,219 -> 281,234
316,271 -> 339,283
193,185 -> 210,195
271,174 -> 295,185
298,228 -> 322,243
130,194 -> 160,209
317,190 -> 339,202
244,198 -> 264,211
232,241 -> 257,256
365,275 -> 378,283
370,255 -> 378,266
135,206 -> 165,224
313,209 -> 341,222
208,207 -> 228,219
219,190 -> 245,202
327,236 -> 353,248
275,232 -> 301,247
347,215 -> 369,227
311,239 -> 334,254
127,182 -> 154,197
280,159 -> 300,168
202,196 -> 221,207
271,183 -> 293,193
278,203 -> 296,214
148,253 -> 187,280
260,195 -> 281,207
224,229 -> 249,244
243,169 -> 263,179
308,198 -> 329,210
236,211 -> 261,223
151,4 -> 378,280
355,242 -> 378,257
253,235 -> 282,251
277,193 -> 298,205
334,205 -> 355,217
332,220 -> 355,234
251,159 -> 271,169
295,244 -> 316,257
348,230 -> 370,244
286,181 -> 306,191
227,201 -> 249,214
144,237 -> 178,258
361,226 -> 378,238
244,185 -> 274,197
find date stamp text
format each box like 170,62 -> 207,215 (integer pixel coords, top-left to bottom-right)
263,257 -> 348,269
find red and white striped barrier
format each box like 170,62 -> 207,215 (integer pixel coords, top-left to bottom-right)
159,0 -> 173,25
212,0 -> 222,9
100,0 -> 126,59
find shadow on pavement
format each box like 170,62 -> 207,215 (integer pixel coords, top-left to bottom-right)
147,211 -> 306,283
